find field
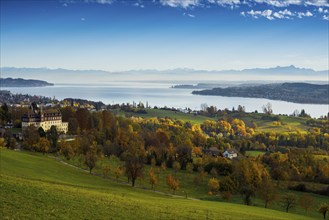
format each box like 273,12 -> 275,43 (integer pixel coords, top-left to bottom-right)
119,109 -> 312,133
1,149 -> 326,220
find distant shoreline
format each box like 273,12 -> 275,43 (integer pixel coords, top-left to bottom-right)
0,78 -> 54,87
192,83 -> 329,105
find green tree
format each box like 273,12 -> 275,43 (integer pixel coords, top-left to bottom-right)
48,125 -> 58,152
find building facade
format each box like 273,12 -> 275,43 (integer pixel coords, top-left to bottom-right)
22,108 -> 68,134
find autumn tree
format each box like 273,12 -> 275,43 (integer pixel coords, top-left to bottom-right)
233,159 -> 269,205
103,165 -> 111,178
258,178 -> 277,208
161,161 -> 167,171
22,125 -> 40,150
59,140 -> 75,160
318,203 -> 329,219
114,166 -> 123,182
125,153 -> 144,187
37,137 -> 50,154
281,193 -> 296,213
208,178 -> 220,195
149,168 -> 158,190
299,194 -> 314,214
166,174 -> 179,194
84,142 -> 99,174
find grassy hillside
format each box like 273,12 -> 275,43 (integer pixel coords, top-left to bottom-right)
120,108 -> 311,133
0,149 -> 319,220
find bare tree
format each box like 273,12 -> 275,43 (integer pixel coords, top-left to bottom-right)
262,102 -> 273,115
281,193 -> 296,213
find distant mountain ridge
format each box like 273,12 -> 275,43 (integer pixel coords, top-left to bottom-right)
1,66 -> 327,83
1,65 -> 327,75
0,77 -> 54,87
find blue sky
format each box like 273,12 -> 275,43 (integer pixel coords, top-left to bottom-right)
1,0 -> 328,71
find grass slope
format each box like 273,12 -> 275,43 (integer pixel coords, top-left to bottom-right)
120,109 -> 311,133
0,149 -> 317,220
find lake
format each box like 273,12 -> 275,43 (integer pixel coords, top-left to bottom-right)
2,82 -> 328,118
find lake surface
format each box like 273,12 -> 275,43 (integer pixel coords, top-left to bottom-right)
2,82 -> 328,118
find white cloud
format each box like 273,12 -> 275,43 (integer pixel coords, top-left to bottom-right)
209,0 -> 242,6
242,8 -> 317,20
159,0 -> 200,8
323,15 -> 329,20
246,9 -> 274,20
254,0 -> 328,7
297,10 -> 313,18
183,12 -> 196,17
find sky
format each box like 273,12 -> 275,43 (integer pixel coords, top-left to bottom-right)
1,0 -> 328,71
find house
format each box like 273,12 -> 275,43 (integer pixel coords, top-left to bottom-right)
204,147 -> 221,157
21,105 -> 68,134
223,149 -> 238,159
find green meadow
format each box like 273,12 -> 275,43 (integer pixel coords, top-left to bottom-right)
1,149 -> 324,220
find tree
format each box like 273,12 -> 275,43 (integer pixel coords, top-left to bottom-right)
173,161 -> 181,177
37,137 -> 50,154
299,194 -> 314,214
48,125 -> 58,152
318,203 -> 329,219
22,126 -> 40,150
114,166 -> 123,182
233,159 -> 269,206
38,127 -> 46,137
258,178 -> 277,208
262,102 -> 273,115
103,165 -> 111,178
84,143 -> 99,174
166,174 -> 179,194
281,193 -> 296,213
201,103 -> 208,112
125,154 -> 144,187
208,178 -> 220,195
59,141 -> 75,160
186,162 -> 194,175
149,168 -> 158,190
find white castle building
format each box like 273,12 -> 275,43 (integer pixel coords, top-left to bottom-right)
21,105 -> 68,134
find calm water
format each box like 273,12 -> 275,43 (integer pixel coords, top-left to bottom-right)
2,82 -> 328,118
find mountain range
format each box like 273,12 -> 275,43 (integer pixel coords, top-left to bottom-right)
1,66 -> 327,84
